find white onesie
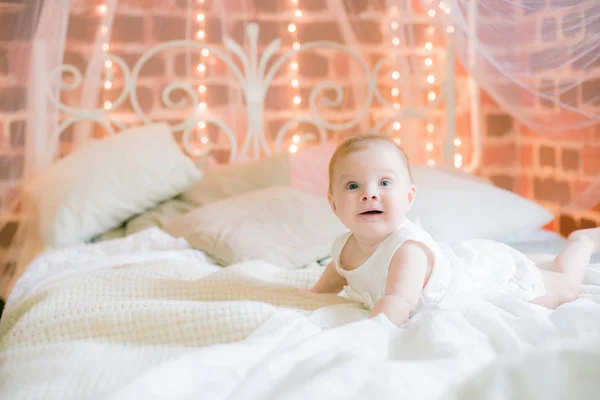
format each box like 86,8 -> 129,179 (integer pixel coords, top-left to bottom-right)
331,218 -> 546,311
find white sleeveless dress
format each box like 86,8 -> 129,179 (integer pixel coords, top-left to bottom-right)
331,218 -> 546,311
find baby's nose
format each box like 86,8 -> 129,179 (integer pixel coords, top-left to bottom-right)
362,192 -> 378,201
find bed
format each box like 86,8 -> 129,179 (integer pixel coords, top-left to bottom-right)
1,23 -> 600,400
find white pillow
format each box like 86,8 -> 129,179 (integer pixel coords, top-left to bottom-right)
164,186 -> 348,269
27,122 -> 202,247
407,166 -> 554,243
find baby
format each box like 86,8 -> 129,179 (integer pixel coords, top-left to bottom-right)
311,134 -> 600,327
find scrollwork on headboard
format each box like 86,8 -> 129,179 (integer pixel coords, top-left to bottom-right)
39,22 -> 457,166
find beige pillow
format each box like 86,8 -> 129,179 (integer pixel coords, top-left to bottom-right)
181,153 -> 290,207
180,140 -> 337,207
164,186 -> 348,269
125,198 -> 196,236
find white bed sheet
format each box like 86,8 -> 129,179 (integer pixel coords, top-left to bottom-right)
502,229 -> 600,265
503,228 -> 565,243
1,228 -> 600,400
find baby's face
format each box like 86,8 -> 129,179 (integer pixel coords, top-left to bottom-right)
328,143 -> 416,242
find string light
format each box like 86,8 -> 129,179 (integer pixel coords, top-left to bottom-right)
289,136 -> 299,153
427,139 -> 435,168
196,1 -> 209,146
424,4 -> 438,166
389,16 -> 401,120
454,154 -> 463,168
454,137 -> 462,167
388,12 -> 402,145
439,1 -> 451,14
424,2 -> 460,167
424,2 -> 459,167
97,2 -> 112,111
289,0 -> 302,153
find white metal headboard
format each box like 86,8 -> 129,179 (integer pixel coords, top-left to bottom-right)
34,23 -> 464,168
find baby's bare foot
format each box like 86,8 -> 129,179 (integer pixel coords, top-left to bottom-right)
568,227 -> 600,253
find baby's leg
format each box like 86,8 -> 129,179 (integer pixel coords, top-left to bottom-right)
529,227 -> 599,308
568,227 -> 600,253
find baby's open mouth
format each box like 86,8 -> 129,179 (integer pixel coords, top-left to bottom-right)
360,210 -> 383,215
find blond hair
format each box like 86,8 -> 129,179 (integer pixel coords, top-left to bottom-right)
328,134 -> 414,191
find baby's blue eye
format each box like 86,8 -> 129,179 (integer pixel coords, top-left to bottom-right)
380,180 -> 391,187
347,183 -> 359,190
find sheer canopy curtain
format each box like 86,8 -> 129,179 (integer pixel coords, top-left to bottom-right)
431,0 -> 600,131
0,0 -> 74,297
424,0 -> 600,210
0,0 -> 122,297
1,0 -> 599,296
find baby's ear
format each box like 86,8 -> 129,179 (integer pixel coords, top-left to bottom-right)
408,184 -> 417,204
405,185 -> 417,213
327,190 -> 338,215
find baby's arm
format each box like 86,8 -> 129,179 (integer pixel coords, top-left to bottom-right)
310,260 -> 347,294
369,240 -> 430,326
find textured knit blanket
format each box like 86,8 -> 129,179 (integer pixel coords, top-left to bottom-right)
1,228 -> 600,400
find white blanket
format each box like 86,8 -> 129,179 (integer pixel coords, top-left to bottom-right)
1,228 -> 600,400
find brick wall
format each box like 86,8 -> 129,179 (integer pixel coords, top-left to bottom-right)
0,0 -> 598,300
0,0 -> 466,207
472,0 -> 600,237
477,92 -> 599,237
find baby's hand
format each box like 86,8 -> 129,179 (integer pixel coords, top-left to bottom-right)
369,294 -> 413,327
